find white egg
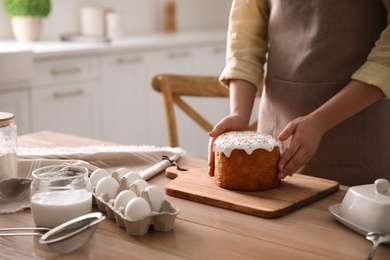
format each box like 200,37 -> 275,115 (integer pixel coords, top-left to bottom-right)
124,197 -> 151,220
124,171 -> 142,185
132,179 -> 149,195
112,167 -> 130,179
95,176 -> 119,200
144,185 -> 165,212
114,190 -> 137,211
90,168 -> 109,187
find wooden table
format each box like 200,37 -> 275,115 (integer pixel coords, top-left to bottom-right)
1,131 -> 389,259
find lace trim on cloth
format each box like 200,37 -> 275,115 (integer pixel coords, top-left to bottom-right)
18,145 -> 179,154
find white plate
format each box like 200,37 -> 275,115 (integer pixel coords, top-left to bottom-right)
328,204 -> 369,236
329,204 -> 390,244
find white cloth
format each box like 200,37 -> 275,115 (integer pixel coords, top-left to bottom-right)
17,145 -> 185,180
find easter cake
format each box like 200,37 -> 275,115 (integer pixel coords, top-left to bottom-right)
213,131 -> 281,191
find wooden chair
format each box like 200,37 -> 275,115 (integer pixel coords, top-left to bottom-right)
151,74 -> 259,147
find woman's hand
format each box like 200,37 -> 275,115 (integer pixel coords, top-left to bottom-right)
208,114 -> 250,176
277,115 -> 325,179
277,80 -> 384,179
208,79 -> 257,177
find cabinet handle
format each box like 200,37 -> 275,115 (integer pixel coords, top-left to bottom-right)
168,51 -> 191,59
116,56 -> 143,64
52,89 -> 84,99
51,67 -> 81,76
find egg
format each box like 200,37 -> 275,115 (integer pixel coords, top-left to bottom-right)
114,190 -> 137,211
132,179 -> 149,196
124,171 -> 142,185
144,185 -> 165,212
90,168 -> 110,188
125,197 -> 151,220
112,167 -> 130,179
95,176 -> 119,200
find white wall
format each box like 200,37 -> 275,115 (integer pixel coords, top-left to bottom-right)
0,0 -> 231,41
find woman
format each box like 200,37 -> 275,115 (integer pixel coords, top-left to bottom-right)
208,0 -> 390,186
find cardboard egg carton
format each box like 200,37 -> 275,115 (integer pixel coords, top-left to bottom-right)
92,173 -> 179,236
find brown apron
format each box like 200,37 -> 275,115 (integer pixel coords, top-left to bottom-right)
259,0 -> 390,185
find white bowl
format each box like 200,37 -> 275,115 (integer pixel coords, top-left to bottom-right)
340,178 -> 390,234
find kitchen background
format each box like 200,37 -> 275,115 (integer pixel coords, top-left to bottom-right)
0,0 -> 261,160
0,0 -> 231,40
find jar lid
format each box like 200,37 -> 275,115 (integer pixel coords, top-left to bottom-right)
0,112 -> 14,122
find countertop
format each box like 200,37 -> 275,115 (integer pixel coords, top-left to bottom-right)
0,30 -> 226,87
0,30 -> 227,59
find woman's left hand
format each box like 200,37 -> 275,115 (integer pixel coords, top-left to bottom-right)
276,115 -> 325,179
277,80 -> 385,179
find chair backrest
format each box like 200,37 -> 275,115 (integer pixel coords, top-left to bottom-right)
151,73 -> 259,147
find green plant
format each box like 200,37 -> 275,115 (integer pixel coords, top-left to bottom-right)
3,0 -> 51,17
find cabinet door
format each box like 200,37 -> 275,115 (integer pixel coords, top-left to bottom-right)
0,88 -> 31,135
146,48 -> 196,148
194,44 -> 226,75
30,82 -> 98,138
100,53 -> 149,145
147,47 -> 230,159
187,45 -> 230,158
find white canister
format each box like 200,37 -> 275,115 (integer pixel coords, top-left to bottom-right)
80,5 -> 104,36
106,11 -> 125,39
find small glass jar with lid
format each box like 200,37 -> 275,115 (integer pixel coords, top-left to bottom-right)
0,112 -> 18,181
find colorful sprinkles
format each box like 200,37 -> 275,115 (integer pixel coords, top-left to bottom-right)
214,131 -> 281,157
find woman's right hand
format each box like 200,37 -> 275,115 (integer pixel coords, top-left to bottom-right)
208,114 -> 251,176
208,79 -> 258,177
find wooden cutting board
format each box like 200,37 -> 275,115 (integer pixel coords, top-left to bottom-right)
165,166 -> 339,218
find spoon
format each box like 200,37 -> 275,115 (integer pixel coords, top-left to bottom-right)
365,231 -> 390,260
0,212 -> 105,254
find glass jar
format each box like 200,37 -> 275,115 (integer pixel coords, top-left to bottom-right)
0,112 -> 17,181
30,165 -> 92,228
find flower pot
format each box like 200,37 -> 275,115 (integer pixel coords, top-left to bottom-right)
11,16 -> 42,42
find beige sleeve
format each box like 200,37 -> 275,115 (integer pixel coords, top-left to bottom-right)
352,0 -> 390,98
219,0 -> 270,90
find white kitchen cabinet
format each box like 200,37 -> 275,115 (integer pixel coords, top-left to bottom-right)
146,47 -> 198,148
146,45 -> 229,159
194,44 -> 226,75
30,56 -> 99,138
0,87 -> 31,135
30,82 -> 98,138
8,30 -> 229,158
99,47 -> 199,147
0,49 -> 32,135
99,44 -> 228,158
99,52 -> 150,145
185,44 -> 229,158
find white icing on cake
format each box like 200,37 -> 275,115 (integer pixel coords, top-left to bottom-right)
214,131 -> 281,157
